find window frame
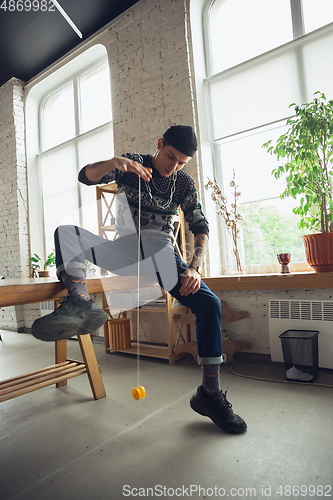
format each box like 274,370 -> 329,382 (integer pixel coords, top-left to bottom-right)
39,56 -> 109,153
25,43 -> 112,268
204,0 -> 305,79
202,0 -> 333,275
37,57 -> 112,260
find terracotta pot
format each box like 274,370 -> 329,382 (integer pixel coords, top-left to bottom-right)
38,270 -> 50,278
301,233 -> 333,272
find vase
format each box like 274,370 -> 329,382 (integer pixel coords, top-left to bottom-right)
38,270 -> 50,278
226,228 -> 245,275
301,233 -> 333,272
277,253 -> 291,274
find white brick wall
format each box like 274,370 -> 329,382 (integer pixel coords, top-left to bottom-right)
103,0 -> 199,343
107,0 -> 199,260
0,78 -> 29,279
0,77 -> 30,330
108,0 -> 197,168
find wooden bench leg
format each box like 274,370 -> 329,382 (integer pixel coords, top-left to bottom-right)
77,335 -> 106,400
55,340 -> 67,388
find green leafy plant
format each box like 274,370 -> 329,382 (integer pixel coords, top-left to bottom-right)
29,251 -> 55,271
263,91 -> 333,233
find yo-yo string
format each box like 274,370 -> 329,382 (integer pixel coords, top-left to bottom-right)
136,175 -> 141,387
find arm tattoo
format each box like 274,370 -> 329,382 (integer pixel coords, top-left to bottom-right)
87,161 -> 103,170
193,234 -> 208,265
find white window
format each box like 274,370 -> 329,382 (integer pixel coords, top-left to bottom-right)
42,82 -> 76,150
34,57 -> 113,262
209,0 -> 293,74
204,0 -> 333,273
302,0 -> 333,34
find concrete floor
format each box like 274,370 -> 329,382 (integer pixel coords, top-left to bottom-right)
0,330 -> 332,500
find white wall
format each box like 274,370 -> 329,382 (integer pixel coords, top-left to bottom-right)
215,287 -> 333,355
0,78 -> 29,279
0,78 -> 30,330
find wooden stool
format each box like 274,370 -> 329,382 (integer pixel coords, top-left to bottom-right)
173,299 -> 251,364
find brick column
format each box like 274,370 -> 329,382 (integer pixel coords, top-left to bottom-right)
0,77 -> 29,330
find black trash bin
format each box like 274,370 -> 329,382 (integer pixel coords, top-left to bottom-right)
279,329 -> 319,383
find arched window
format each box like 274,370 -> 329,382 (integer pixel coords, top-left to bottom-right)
26,46 -> 113,269
204,0 -> 333,273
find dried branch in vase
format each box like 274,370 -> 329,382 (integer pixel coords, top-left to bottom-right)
205,171 -> 243,273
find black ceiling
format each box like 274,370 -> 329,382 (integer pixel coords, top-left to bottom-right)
0,0 -> 140,87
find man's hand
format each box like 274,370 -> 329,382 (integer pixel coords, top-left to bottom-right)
179,267 -> 201,296
113,157 -> 152,181
85,157 -> 152,183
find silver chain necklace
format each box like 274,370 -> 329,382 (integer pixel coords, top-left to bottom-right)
135,154 -> 177,210
144,172 -> 177,209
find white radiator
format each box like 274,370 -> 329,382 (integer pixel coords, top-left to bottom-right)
269,299 -> 333,369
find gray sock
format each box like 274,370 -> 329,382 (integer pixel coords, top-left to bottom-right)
201,364 -> 221,396
60,270 -> 90,301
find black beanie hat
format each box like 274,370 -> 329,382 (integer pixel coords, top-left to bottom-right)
163,125 -> 198,157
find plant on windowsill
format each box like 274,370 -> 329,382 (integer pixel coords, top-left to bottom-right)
29,251 -> 55,278
263,91 -> 333,272
206,171 -> 244,274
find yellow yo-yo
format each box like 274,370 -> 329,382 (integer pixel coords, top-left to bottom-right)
132,385 -> 146,400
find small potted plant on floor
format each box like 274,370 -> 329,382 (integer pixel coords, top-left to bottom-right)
263,91 -> 333,272
29,251 -> 55,278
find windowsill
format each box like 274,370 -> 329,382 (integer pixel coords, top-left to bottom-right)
244,262 -> 311,274
203,271 -> 333,291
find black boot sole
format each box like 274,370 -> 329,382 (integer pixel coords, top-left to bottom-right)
31,310 -> 108,342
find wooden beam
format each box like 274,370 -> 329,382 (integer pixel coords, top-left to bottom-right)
1,271 -> 332,309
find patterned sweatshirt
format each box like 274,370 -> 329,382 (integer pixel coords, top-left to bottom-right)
78,153 -> 209,239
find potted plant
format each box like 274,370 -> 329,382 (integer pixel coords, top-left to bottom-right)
29,251 -> 55,278
263,91 -> 333,272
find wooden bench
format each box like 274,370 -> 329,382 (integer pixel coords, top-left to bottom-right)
0,275 -> 154,403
